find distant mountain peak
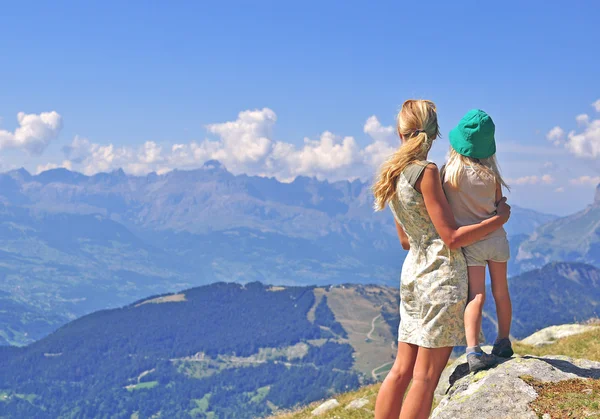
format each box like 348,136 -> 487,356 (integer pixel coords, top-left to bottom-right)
202,160 -> 226,171
594,184 -> 600,205
34,167 -> 88,184
7,167 -> 32,181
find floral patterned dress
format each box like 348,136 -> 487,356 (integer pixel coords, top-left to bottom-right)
389,161 -> 468,348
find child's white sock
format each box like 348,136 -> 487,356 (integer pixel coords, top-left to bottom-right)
466,345 -> 482,355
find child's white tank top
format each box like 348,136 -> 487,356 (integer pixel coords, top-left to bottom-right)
442,166 -> 507,240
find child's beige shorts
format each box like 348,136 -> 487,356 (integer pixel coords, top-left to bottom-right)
463,236 -> 510,267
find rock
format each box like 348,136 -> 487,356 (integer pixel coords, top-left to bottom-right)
435,345 -> 493,402
542,414 -> 551,419
520,324 -> 598,347
431,354 -> 600,419
345,397 -> 369,410
311,399 -> 340,416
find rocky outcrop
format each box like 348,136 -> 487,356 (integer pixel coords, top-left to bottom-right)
309,396 -> 372,415
432,352 -> 600,419
519,323 -> 599,346
311,399 -> 340,415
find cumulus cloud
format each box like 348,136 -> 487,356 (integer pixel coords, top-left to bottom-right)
0,111 -> 62,154
509,174 -> 554,185
546,126 -> 565,145
564,119 -> 600,158
63,136 -> 152,175
36,160 -> 73,174
548,99 -> 600,158
363,115 -> 395,143
570,175 -> 600,186
57,108 -> 400,181
361,116 -> 398,169
576,114 -> 590,125
267,131 -> 361,181
206,108 -> 275,166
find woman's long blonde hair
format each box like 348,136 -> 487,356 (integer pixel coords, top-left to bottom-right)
443,148 -> 510,191
372,99 -> 440,211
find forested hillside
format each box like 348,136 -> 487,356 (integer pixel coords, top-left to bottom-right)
0,282 -> 398,418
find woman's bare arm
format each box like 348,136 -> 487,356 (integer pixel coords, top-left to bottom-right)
394,220 -> 410,250
416,164 -> 510,250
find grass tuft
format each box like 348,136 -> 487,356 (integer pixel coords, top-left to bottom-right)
521,376 -> 600,419
513,328 -> 600,362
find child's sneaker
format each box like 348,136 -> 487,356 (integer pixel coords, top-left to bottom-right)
492,338 -> 514,358
467,351 -> 497,373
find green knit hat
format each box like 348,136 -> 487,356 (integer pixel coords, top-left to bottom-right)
449,109 -> 496,159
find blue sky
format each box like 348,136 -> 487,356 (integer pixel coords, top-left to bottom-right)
0,0 -> 599,215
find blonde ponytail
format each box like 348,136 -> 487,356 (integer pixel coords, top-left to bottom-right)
373,100 -> 440,211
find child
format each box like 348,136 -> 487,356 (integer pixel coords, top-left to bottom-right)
442,109 -> 513,373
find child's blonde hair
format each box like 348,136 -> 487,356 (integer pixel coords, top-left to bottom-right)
443,148 -> 510,191
372,99 -> 440,211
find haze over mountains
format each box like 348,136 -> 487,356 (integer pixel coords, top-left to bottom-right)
516,184 -> 600,271
0,160 -> 586,346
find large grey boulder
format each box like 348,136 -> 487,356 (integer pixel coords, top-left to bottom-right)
432,353 -> 600,419
519,323 -> 598,347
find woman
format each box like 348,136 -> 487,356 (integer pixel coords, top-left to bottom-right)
372,100 -> 510,419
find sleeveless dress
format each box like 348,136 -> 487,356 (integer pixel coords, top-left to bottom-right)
389,161 -> 468,348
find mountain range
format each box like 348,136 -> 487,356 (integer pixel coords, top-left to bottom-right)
0,261 -> 598,418
516,184 -> 600,271
0,161 -> 557,346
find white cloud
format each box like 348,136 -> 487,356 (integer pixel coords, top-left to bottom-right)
206,108 -> 275,166
0,111 -> 62,155
267,131 -> 361,181
576,114 -> 590,125
36,160 -> 72,174
363,115 -> 395,143
362,116 -> 398,169
63,136 -> 155,175
555,187 -> 565,193
509,174 -> 554,185
564,119 -> 600,158
549,100 -> 600,158
57,108 -> 400,181
570,175 -> 600,186
546,126 -> 565,145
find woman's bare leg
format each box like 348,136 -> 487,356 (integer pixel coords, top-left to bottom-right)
464,266 -> 486,347
374,342 -> 418,419
489,261 -> 511,339
399,346 -> 453,419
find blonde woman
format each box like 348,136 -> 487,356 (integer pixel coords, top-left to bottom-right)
372,100 -> 510,419
442,109 -> 513,373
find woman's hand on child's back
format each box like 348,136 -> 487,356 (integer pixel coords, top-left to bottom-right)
496,197 -> 511,223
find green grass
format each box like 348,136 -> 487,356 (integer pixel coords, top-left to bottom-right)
126,381 -> 158,392
0,392 -> 38,404
268,383 -> 381,419
250,386 -> 270,404
190,393 -> 211,417
513,327 -> 600,362
372,362 -> 393,377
